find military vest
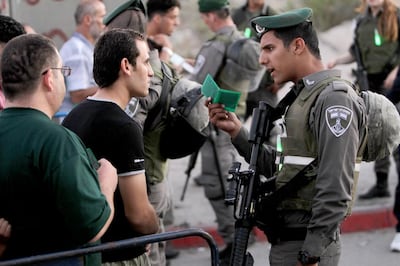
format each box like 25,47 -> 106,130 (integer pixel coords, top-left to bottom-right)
355,12 -> 400,74
274,77 -> 363,215
213,30 -> 249,118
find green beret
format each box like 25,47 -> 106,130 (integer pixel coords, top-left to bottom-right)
198,0 -> 229,13
103,0 -> 146,25
250,7 -> 313,36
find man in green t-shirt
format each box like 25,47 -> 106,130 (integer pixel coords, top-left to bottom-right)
0,33 -> 117,265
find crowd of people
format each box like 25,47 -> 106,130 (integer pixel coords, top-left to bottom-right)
0,0 -> 400,266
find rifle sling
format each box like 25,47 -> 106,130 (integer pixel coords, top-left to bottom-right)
260,159 -> 317,207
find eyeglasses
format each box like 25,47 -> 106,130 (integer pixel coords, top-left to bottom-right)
42,66 -> 72,77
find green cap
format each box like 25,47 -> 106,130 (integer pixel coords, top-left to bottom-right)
250,7 -> 312,36
198,0 -> 229,13
103,0 -> 146,25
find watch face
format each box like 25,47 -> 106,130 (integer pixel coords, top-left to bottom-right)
298,251 -> 320,265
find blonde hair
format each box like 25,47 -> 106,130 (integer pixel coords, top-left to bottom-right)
356,0 -> 398,42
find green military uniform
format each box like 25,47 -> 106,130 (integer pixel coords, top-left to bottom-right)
232,1 -> 277,39
190,25 -> 248,117
351,6 -> 400,199
353,9 -> 400,79
230,8 -> 368,266
190,1 -> 240,262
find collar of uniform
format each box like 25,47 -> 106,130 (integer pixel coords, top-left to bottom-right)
215,25 -> 237,36
292,80 -> 304,96
366,6 -> 383,17
364,6 -> 383,22
301,69 -> 341,91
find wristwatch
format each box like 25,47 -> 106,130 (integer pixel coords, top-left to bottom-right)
297,250 -> 320,265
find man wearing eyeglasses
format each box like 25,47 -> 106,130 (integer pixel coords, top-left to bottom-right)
0,33 -> 118,265
206,8 -> 367,266
58,0 -> 106,118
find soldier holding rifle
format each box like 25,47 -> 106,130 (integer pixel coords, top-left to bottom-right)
206,8 -> 367,266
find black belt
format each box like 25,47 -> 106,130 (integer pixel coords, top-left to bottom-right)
275,227 -> 307,242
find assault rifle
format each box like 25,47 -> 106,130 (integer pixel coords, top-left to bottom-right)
352,40 -> 369,92
225,101 -> 273,266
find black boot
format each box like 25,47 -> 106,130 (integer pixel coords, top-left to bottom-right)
359,172 -> 390,199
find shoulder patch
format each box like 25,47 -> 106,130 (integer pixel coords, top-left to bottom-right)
192,55 -> 205,75
325,105 -> 353,137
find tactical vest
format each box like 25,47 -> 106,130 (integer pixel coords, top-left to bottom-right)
355,13 -> 399,75
274,78 -> 364,215
213,30 -> 252,118
232,4 -> 275,38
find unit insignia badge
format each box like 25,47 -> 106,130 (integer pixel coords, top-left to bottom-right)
325,105 -> 353,137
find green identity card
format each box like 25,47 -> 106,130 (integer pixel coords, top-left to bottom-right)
201,74 -> 241,112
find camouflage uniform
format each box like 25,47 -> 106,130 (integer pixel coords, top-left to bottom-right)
189,25 -> 240,250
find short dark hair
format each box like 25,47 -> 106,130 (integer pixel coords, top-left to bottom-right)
1,34 -> 58,100
0,15 -> 26,43
93,28 -> 145,88
212,7 -> 230,19
147,0 -> 181,19
274,21 -> 321,59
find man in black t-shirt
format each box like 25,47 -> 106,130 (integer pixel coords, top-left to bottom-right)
63,29 -> 159,265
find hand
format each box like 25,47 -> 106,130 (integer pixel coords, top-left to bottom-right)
145,244 -> 151,255
184,58 -> 195,66
0,218 -> 11,257
383,66 -> 398,89
97,158 -> 118,195
206,97 -> 242,138
151,34 -> 172,63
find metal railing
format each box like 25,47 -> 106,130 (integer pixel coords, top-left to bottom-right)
0,228 -> 219,266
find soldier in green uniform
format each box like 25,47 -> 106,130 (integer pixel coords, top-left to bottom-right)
207,8 -> 368,266
189,1 -> 247,264
328,0 -> 400,199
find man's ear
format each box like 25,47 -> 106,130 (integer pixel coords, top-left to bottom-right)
292,37 -> 306,55
121,58 -> 131,75
83,14 -> 92,27
42,70 -> 54,92
152,13 -> 162,24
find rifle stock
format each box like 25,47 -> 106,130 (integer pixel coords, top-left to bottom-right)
227,101 -> 272,266
180,151 -> 199,201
